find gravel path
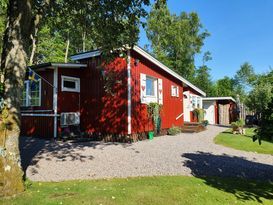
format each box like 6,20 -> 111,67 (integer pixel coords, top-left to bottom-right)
20,125 -> 273,182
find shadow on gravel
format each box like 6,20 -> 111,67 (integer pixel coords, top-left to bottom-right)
19,136 -> 134,178
182,152 -> 273,203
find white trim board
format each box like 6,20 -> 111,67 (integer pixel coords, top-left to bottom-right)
70,45 -> 206,97
203,97 -> 236,102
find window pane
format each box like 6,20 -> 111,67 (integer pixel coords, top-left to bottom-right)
30,81 -> 40,106
146,77 -> 154,96
21,83 -> 27,106
63,80 -> 76,89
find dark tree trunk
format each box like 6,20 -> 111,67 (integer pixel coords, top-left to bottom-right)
0,0 -> 34,197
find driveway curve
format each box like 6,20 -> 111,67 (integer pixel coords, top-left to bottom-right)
20,125 -> 273,181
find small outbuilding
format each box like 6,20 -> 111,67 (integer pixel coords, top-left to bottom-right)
203,97 -> 238,125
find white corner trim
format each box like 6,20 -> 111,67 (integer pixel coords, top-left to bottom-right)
127,50 -> 132,135
53,67 -> 58,139
176,113 -> 184,120
61,75 -> 80,93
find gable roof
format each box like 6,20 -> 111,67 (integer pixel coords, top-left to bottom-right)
70,45 -> 206,96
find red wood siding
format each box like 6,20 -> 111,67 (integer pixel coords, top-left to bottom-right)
130,50 -> 184,133
58,68 -> 81,113
21,116 -> 54,138
79,57 -> 128,135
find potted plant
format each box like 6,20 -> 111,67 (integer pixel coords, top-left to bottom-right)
231,119 -> 245,134
147,102 -> 162,139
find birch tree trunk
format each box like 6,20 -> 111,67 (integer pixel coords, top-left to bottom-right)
64,37 -> 70,63
0,0 -> 34,197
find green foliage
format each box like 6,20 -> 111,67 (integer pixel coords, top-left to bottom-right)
193,108 -> 206,122
146,1 -> 209,79
147,102 -> 162,134
231,119 -> 245,129
202,120 -> 209,127
167,125 -> 181,135
35,25 -> 66,63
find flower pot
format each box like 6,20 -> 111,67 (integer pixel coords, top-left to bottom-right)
148,131 -> 154,140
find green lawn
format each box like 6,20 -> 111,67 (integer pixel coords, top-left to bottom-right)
1,176 -> 273,205
214,128 -> 273,155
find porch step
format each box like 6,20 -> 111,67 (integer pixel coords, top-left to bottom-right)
181,122 -> 206,133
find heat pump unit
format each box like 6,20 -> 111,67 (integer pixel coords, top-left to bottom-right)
60,112 -> 80,126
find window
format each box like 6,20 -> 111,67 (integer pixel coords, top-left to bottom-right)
171,85 -> 179,97
197,97 -> 201,108
21,80 -> 41,107
61,76 -> 80,92
192,95 -> 197,108
146,76 -> 156,96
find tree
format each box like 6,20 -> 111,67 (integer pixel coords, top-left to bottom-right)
146,0 -> 209,79
193,51 -> 214,96
214,76 -> 235,97
247,70 -> 273,143
0,0 -> 150,196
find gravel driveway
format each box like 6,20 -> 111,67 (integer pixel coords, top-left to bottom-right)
20,125 -> 273,182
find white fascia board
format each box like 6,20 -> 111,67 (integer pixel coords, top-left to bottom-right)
133,45 -> 206,97
203,97 -> 236,102
70,50 -> 101,61
51,63 -> 87,68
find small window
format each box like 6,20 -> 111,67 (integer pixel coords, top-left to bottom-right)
146,76 -> 156,96
21,80 -> 41,107
171,85 -> 179,97
192,95 -> 197,108
61,76 -> 80,92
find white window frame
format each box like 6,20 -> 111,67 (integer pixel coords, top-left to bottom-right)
171,85 -> 179,97
22,79 -> 41,107
61,76 -> 80,93
145,75 -> 157,98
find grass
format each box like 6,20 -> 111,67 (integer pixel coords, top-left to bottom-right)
214,128 -> 273,155
1,176 -> 273,205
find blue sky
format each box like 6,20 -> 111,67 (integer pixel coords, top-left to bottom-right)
138,0 -> 273,81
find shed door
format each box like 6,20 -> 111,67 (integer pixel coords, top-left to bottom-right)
203,101 -> 215,124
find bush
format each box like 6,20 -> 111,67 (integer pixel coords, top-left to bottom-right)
167,126 -> 181,136
231,119 -> 245,129
202,120 -> 209,127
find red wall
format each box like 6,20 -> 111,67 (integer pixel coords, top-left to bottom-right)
79,57 -> 128,135
130,51 -> 184,133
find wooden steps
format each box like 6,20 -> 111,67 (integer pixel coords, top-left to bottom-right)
181,122 -> 206,133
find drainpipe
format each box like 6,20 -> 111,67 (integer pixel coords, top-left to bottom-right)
127,50 -> 132,135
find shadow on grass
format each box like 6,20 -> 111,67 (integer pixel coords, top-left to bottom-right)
182,152 -> 273,203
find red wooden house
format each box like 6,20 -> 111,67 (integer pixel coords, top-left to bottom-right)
21,46 -> 206,140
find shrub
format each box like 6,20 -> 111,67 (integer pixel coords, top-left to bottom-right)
202,120 -> 209,127
231,119 -> 245,129
167,126 -> 181,136
193,108 -> 206,122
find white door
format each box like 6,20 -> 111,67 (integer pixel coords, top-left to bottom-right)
203,101 -> 215,124
183,91 -> 191,122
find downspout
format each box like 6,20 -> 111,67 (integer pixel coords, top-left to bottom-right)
53,67 -> 58,139
127,50 -> 132,135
